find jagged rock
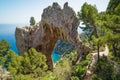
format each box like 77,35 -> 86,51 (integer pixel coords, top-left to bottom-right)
15,2 -> 90,70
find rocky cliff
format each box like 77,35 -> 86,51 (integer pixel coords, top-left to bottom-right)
15,2 -> 90,70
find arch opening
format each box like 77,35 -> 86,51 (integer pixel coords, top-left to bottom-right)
51,40 -> 75,63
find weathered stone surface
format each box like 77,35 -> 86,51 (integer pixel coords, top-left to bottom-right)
15,2 -> 89,70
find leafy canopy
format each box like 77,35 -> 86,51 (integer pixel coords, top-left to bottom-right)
78,2 -> 98,28
8,48 -> 48,78
0,40 -> 10,56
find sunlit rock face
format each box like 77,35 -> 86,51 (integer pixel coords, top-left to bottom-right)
15,2 -> 89,70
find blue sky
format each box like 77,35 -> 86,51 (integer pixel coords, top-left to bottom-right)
0,0 -> 109,24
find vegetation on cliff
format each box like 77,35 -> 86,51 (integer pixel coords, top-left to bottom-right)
30,16 -> 36,26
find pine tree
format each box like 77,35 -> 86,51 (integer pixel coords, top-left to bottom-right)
102,0 -> 120,57
30,16 -> 36,26
78,3 -> 102,61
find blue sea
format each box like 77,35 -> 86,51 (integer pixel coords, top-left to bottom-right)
0,24 -> 60,63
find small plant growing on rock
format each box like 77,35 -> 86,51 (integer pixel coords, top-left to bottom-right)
29,16 -> 36,26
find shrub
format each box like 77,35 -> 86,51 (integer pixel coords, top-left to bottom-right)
30,16 -> 35,25
8,48 -> 48,79
71,54 -> 92,79
70,76 -> 79,80
93,56 -> 114,80
53,58 -> 72,80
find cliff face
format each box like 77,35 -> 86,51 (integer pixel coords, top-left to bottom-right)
15,2 -> 89,70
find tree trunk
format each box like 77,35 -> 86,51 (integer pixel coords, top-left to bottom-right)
97,42 -> 100,61
112,43 -> 117,57
93,25 -> 98,38
93,25 -> 100,61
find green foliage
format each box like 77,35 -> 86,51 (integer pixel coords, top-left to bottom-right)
8,53 -> 23,75
78,2 -> 98,25
103,13 -> 120,33
0,40 -> 13,69
38,71 -> 56,80
80,33 -> 90,47
93,55 -> 120,80
30,16 -> 36,25
91,35 -> 106,51
91,56 -> 114,80
90,74 -> 102,80
112,73 -> 120,80
70,76 -> 79,80
8,48 -> 49,79
106,30 -> 120,57
107,0 -> 120,14
78,2 -> 99,39
53,58 -> 72,80
7,74 -> 32,80
64,50 -> 78,65
114,4 -> 120,15
71,54 -> 92,79
73,64 -> 86,78
0,40 -> 10,56
52,50 -> 79,80
8,71 -> 56,80
102,0 -> 120,58
78,3 -> 106,61
22,48 -> 48,75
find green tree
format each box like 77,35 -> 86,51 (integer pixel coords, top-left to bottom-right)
78,2 -> 98,38
22,48 -> 48,77
8,48 -> 48,79
102,0 -> 120,57
0,40 -> 11,68
91,56 -> 114,80
107,0 -> 120,14
8,52 -> 23,75
0,40 -> 10,56
53,58 -> 72,80
29,16 -> 36,25
78,3 -> 104,61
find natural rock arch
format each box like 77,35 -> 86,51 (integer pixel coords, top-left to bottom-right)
15,2 -> 90,70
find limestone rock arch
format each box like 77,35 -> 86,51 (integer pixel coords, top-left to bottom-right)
15,2 -> 89,70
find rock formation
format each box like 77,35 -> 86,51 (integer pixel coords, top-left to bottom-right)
15,2 -> 90,70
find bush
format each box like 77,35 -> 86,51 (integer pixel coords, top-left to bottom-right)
8,48 -> 49,79
71,54 -> 92,79
112,73 -> 120,80
93,56 -> 114,80
53,58 -> 72,80
73,65 -> 86,77
90,74 -> 102,80
70,76 -> 79,80
30,16 -> 35,25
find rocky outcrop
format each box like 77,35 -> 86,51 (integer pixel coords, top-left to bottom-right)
15,2 -> 90,70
